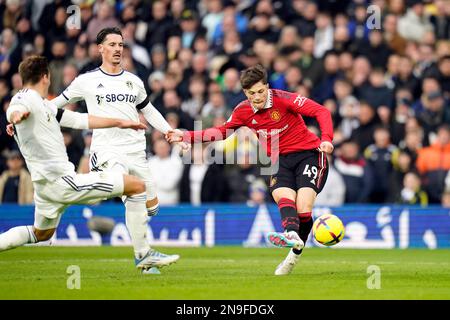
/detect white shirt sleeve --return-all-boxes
[60,76,85,104]
[140,102,172,134]
[59,110,89,129]
[52,94,70,108]
[6,103,30,123]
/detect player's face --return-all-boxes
[244,81,269,110]
[99,34,124,66]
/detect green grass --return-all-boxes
[0,246,449,300]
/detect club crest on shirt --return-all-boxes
[270,109,281,122]
[126,81,133,90]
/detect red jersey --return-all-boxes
[183,89,333,157]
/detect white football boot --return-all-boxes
[135,249,180,269]
[267,231,304,250]
[274,249,301,276]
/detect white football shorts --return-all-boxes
[89,150,156,200]
[33,171,124,230]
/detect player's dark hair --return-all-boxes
[96,27,123,45]
[18,55,49,85]
[240,64,268,89]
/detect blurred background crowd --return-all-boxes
[0,0,449,207]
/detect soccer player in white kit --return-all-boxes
[51,27,181,270]
[0,56,161,264]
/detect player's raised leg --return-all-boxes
[295,187,317,255]
[0,173,143,252]
[267,187,304,250]
[273,187,317,275]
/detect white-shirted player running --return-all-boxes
[51,27,182,271]
[0,56,161,264]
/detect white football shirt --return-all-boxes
[59,68,147,153]
[7,89,75,182]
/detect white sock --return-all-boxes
[147,203,159,216]
[0,226,37,252]
[125,194,151,259]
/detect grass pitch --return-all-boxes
[0,246,449,300]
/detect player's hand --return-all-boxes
[118,120,147,130]
[165,129,184,143]
[176,141,191,152]
[10,111,30,125]
[319,141,334,154]
[6,124,15,136]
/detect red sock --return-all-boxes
[278,198,299,233]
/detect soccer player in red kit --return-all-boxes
[167,64,334,275]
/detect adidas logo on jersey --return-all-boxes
[97,83,104,89]
[252,119,258,124]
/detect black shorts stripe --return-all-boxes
[61,176,113,193]
[90,153,103,172]
[65,177,114,191]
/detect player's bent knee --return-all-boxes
[123,175,146,196]
[34,228,55,242]
[297,203,314,213]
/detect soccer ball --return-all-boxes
[313,214,345,246]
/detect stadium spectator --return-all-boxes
[201,90,228,128]
[416,124,450,203]
[359,68,395,110]
[181,74,207,119]
[334,140,373,203]
[313,51,340,103]
[388,150,415,202]
[247,178,268,207]
[396,171,429,206]
[394,55,421,99]
[179,145,229,204]
[222,68,246,110]
[0,150,33,204]
[86,2,119,43]
[430,0,450,40]
[295,36,323,88]
[364,126,400,203]
[397,0,434,42]
[350,101,379,151]
[162,89,194,130]
[201,0,224,42]
[417,90,450,140]
[225,151,261,203]
[148,139,183,205]
[143,1,174,50]
[147,71,165,112]
[383,13,407,55]
[412,77,443,115]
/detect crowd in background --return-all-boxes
[0,0,449,207]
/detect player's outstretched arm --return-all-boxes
[88,115,148,130]
[58,109,147,131]
[7,111,30,125]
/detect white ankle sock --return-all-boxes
[0,226,37,252]
[125,194,151,259]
